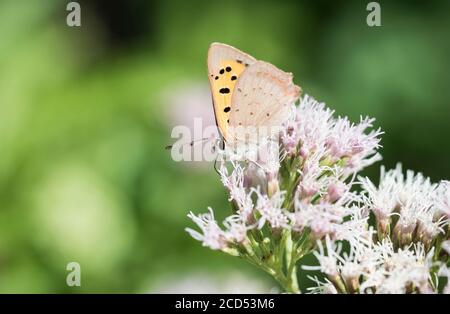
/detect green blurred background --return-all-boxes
[0,0,449,293]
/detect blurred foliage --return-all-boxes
[0,0,448,292]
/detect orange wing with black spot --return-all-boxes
[207,43,256,141]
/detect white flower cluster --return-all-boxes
[305,235,438,294]
[185,95,450,294]
[360,165,449,247]
[284,95,383,174]
[305,164,450,294]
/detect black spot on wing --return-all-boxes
[219,88,230,94]
[224,107,231,113]
[231,75,237,81]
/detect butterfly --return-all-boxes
[207,43,301,150]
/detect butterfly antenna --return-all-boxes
[165,137,213,150]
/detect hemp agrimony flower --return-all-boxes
[184,94,450,294]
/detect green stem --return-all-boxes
[282,230,300,293]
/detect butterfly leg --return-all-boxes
[213,138,226,175]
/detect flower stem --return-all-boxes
[282,230,301,293]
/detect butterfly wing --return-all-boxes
[228,61,301,144]
[207,43,257,141]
